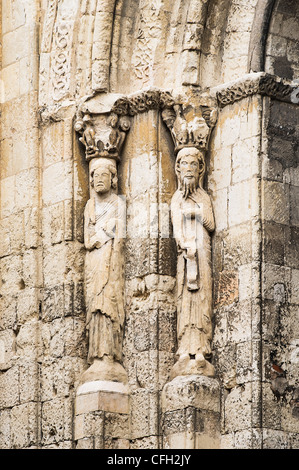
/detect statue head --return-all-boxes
[175,147,205,198]
[90,158,118,194]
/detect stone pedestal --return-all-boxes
[161,375,220,449]
[74,381,130,449]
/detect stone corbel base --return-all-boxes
[161,375,220,449]
[75,380,130,449]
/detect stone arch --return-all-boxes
[200,0,261,87]
[109,0,211,93]
[248,0,276,73]
[264,0,299,80]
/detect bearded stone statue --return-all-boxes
[170,147,215,379]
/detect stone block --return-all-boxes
[268,136,296,170]
[262,157,283,182]
[162,375,220,414]
[42,121,65,168]
[262,383,282,429]
[226,299,252,344]
[0,254,23,296]
[290,185,299,227]
[42,284,64,321]
[15,321,39,360]
[0,366,20,409]
[209,145,231,192]
[42,244,67,287]
[0,408,11,448]
[291,269,299,304]
[130,388,159,440]
[15,168,39,211]
[181,50,200,86]
[0,329,15,372]
[263,180,289,225]
[281,16,299,41]
[231,135,260,183]
[262,429,289,449]
[22,249,39,288]
[2,62,20,102]
[222,222,253,268]
[228,179,256,227]
[0,212,24,257]
[104,412,130,440]
[24,206,39,249]
[214,270,239,307]
[42,160,73,206]
[0,295,17,331]
[74,411,104,441]
[41,397,73,446]
[76,437,94,449]
[223,383,252,433]
[263,221,285,265]
[238,264,252,302]
[2,25,31,68]
[40,357,84,403]
[0,138,14,179]
[262,300,281,343]
[0,175,16,218]
[262,263,291,302]
[10,402,38,448]
[19,359,39,403]
[76,381,130,415]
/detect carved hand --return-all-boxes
[103,218,116,237]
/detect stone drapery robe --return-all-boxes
[84,193,125,364]
[171,187,215,360]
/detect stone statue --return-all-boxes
[170,146,215,379]
[81,157,127,384]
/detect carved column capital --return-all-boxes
[161,91,218,156]
[74,110,131,163]
[74,88,176,163]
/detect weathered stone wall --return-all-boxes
[0,0,298,450]
[260,97,299,448]
[0,0,41,448]
[265,0,299,80]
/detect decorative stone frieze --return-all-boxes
[214,72,299,108]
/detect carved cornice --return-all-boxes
[213,72,299,108]
[110,88,175,116]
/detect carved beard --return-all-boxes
[181,176,197,199]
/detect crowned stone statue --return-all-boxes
[76,111,130,386]
[163,101,217,379]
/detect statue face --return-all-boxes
[93,166,112,194]
[176,149,205,198]
[179,154,201,184]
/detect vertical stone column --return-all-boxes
[73,90,178,449]
[119,103,177,449]
[260,96,299,448]
[160,91,221,450]
[211,73,299,448]
[209,93,263,448]
[162,376,221,449]
[75,381,130,449]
